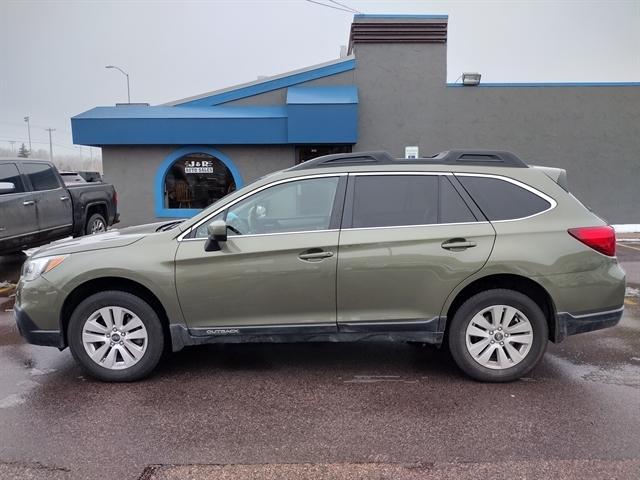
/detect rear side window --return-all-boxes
[351,175,438,228]
[0,163,25,194]
[22,163,60,191]
[457,175,551,221]
[440,176,476,223]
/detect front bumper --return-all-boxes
[554,306,624,343]
[14,305,65,349]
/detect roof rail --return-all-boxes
[290,149,528,170]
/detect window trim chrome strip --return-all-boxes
[177,170,557,240]
[453,172,557,222]
[341,221,491,232]
[177,173,347,241]
[180,228,340,242]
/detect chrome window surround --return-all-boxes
[453,172,557,223]
[177,171,557,241]
[177,173,346,241]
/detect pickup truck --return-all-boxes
[0,158,118,255]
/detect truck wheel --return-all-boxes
[448,289,548,382]
[86,213,107,235]
[67,291,165,382]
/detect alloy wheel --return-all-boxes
[465,304,533,370]
[90,219,106,234]
[82,306,148,370]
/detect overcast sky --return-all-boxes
[0,0,638,155]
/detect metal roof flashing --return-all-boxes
[164,56,356,107]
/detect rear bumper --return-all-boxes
[14,305,65,349]
[554,306,624,343]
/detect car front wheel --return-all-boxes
[68,291,164,382]
[448,289,548,382]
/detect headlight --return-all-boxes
[21,255,68,282]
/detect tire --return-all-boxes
[448,289,548,382]
[67,291,165,382]
[85,213,107,235]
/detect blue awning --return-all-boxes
[72,85,358,146]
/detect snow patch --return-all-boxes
[625,287,640,298]
[613,224,640,233]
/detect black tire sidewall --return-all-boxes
[68,291,164,382]
[85,213,107,235]
[448,289,548,382]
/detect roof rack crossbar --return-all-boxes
[290,149,528,170]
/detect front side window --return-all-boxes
[164,153,236,209]
[0,163,25,194]
[22,163,60,191]
[194,176,340,238]
[457,176,551,221]
[351,175,438,228]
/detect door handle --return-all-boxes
[299,250,334,261]
[441,239,477,251]
[23,200,35,206]
[60,196,69,201]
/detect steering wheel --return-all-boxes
[227,224,243,235]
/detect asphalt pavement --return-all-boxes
[0,245,638,480]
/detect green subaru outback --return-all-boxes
[14,150,625,382]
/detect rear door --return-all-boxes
[337,173,495,332]
[20,162,73,238]
[0,162,38,250]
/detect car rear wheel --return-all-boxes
[86,213,107,235]
[448,289,548,382]
[68,291,164,382]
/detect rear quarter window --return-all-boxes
[457,175,552,221]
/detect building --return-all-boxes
[71,15,640,226]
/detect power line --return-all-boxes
[304,0,355,14]
[328,0,360,13]
[0,136,80,151]
[0,120,72,134]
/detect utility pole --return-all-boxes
[9,141,16,154]
[24,116,32,152]
[45,128,56,161]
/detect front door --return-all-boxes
[175,175,346,332]
[21,162,73,237]
[337,173,496,332]
[0,162,38,251]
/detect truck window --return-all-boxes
[22,163,61,191]
[0,163,25,194]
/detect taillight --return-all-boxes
[568,226,616,256]
[113,191,118,207]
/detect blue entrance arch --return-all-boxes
[154,146,244,218]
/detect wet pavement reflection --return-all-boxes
[0,247,638,479]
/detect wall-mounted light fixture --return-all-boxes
[462,72,482,86]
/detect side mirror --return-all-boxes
[0,182,15,194]
[204,220,228,252]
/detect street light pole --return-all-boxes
[45,128,56,161]
[24,116,32,152]
[105,65,131,103]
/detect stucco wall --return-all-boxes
[352,42,640,223]
[103,145,295,226]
